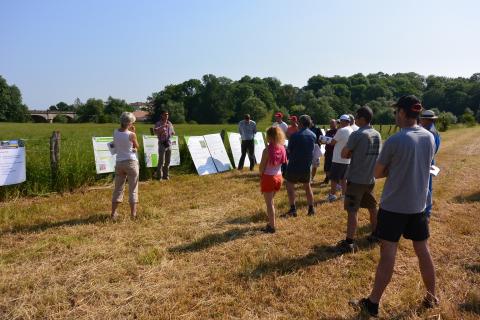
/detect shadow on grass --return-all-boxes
[242,238,376,279]
[460,292,480,315]
[465,264,480,273]
[2,214,109,234]
[225,211,265,225]
[453,191,480,203]
[169,226,262,253]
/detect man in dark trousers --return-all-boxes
[238,114,257,171]
[355,95,438,317]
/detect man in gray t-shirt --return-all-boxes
[357,95,438,318]
[334,106,381,253]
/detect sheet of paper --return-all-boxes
[185,136,218,175]
[0,140,26,186]
[203,133,232,172]
[430,165,440,176]
[92,137,116,174]
[142,135,180,167]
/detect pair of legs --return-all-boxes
[112,160,139,218]
[263,192,276,228]
[369,239,436,304]
[330,178,346,197]
[346,208,377,240]
[156,144,171,179]
[368,209,436,307]
[344,182,378,241]
[286,181,314,208]
[238,139,255,171]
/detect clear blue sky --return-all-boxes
[1,0,479,108]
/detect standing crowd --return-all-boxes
[109,94,441,317]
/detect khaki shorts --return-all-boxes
[344,181,377,212]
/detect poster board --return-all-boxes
[203,134,232,172]
[227,132,248,168]
[142,135,180,167]
[253,132,265,165]
[0,140,26,186]
[92,137,116,174]
[185,136,218,175]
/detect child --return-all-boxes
[259,126,287,233]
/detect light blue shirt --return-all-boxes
[238,120,257,140]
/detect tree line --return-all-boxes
[1,73,480,125]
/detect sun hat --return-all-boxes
[419,110,438,119]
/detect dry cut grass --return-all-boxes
[0,126,479,319]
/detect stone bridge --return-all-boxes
[29,110,77,123]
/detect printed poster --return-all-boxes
[142,135,180,167]
[185,136,218,175]
[227,132,247,168]
[92,137,116,174]
[0,140,26,186]
[203,134,232,172]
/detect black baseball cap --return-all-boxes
[392,95,423,114]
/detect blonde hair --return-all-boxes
[120,112,136,129]
[266,126,285,145]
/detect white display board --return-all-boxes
[0,140,26,186]
[253,132,265,165]
[203,134,232,172]
[185,136,218,175]
[92,137,116,174]
[227,132,249,168]
[142,135,180,167]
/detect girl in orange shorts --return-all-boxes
[259,126,287,233]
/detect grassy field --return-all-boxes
[0,126,479,319]
[0,122,399,200]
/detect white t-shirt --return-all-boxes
[351,124,359,131]
[272,121,288,134]
[332,126,353,164]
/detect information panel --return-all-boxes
[185,136,218,175]
[92,137,116,174]
[227,132,247,168]
[142,135,180,167]
[0,140,26,186]
[253,132,265,164]
[203,134,232,172]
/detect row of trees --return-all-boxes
[1,73,480,124]
[149,72,480,125]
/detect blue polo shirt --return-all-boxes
[287,128,316,173]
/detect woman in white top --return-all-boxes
[111,112,140,219]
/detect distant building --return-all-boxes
[133,110,150,122]
[129,102,150,111]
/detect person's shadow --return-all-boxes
[169,226,262,253]
[1,214,109,235]
[241,237,376,279]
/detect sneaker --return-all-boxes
[336,184,342,191]
[281,208,297,218]
[422,295,439,308]
[261,224,276,233]
[307,206,316,216]
[333,240,357,254]
[327,194,337,202]
[355,298,379,317]
[367,232,379,243]
[111,212,119,221]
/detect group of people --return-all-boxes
[109,95,441,317]
[255,96,441,317]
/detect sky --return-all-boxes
[1,0,480,109]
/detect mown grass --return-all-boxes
[0,122,400,201]
[0,126,478,319]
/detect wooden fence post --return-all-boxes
[388,125,392,135]
[50,131,61,190]
[149,127,154,135]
